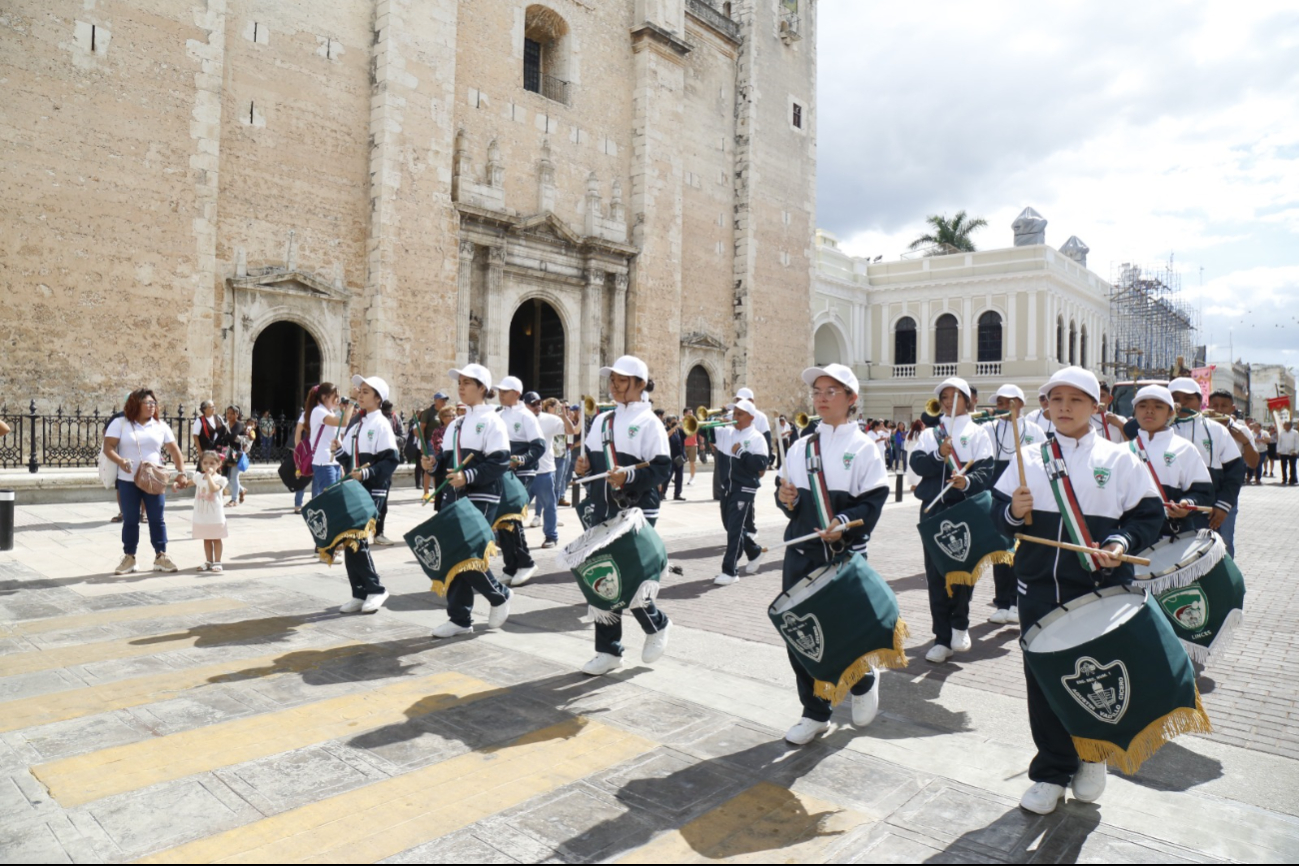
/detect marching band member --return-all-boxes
[713,400,769,586]
[496,376,544,587]
[1025,388,1056,438]
[1207,387,1261,530]
[332,375,400,614]
[987,384,1047,625]
[1168,378,1246,556]
[776,364,889,743]
[1130,385,1214,537]
[1090,381,1129,443]
[992,366,1164,815]
[573,355,674,677]
[422,364,514,638]
[735,387,773,457]
[910,376,995,663]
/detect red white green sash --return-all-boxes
[937,421,964,473]
[804,436,835,530]
[1040,439,1103,572]
[1130,435,1172,507]
[600,414,618,472]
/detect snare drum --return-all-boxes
[559,508,667,621]
[1134,530,1245,663]
[302,479,377,565]
[1021,586,1212,774]
[768,553,909,706]
[1132,530,1225,593]
[403,497,497,596]
[917,491,1015,596]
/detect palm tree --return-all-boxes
[908,211,988,255]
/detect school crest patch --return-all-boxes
[411,534,442,572]
[513,422,522,433]
[476,422,485,434]
[1093,467,1111,487]
[1163,452,1177,467]
[842,452,855,469]
[1202,438,1212,451]
[304,508,328,542]
[628,425,640,439]
[960,435,970,447]
[778,612,825,662]
[933,519,971,561]
[1062,656,1129,724]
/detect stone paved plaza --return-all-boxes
[2,470,1298,863]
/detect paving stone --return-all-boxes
[0,819,75,864]
[0,668,84,702]
[86,777,261,857]
[434,692,573,747]
[123,688,262,736]
[342,715,473,771]
[791,748,932,820]
[590,748,749,822]
[598,694,726,744]
[848,822,1007,864]
[382,829,521,864]
[504,785,654,862]
[213,743,390,815]
[18,710,149,761]
[1031,813,1223,865]
[890,779,1058,859]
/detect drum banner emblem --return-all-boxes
[934,520,971,561]
[1157,585,1209,631]
[411,535,442,572]
[578,554,622,602]
[779,612,825,662]
[1062,656,1129,724]
[305,508,328,542]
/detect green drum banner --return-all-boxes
[560,509,667,623]
[492,472,531,531]
[1155,553,1246,664]
[404,497,497,596]
[302,479,377,565]
[917,490,1014,595]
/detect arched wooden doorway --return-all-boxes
[685,365,712,413]
[508,298,565,398]
[251,321,321,419]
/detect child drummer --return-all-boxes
[992,366,1164,815]
[712,399,769,586]
[775,364,889,744]
[988,384,1047,625]
[1130,384,1215,537]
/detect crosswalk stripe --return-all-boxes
[35,671,503,807]
[614,781,869,863]
[0,613,327,677]
[137,719,657,864]
[0,641,374,734]
[0,597,248,637]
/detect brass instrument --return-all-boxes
[582,395,616,416]
[694,405,726,421]
[681,415,735,436]
[1175,407,1232,424]
[794,413,821,430]
[970,409,1011,425]
[923,396,942,417]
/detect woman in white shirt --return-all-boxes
[302,382,355,499]
[102,388,190,575]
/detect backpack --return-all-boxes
[294,420,327,478]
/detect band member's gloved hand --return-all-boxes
[575,455,590,476]
[778,479,798,508]
[951,474,968,490]
[1011,485,1034,520]
[1208,507,1228,530]
[1096,542,1125,569]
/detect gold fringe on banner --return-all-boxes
[1071,689,1213,775]
[428,542,499,597]
[945,550,1015,597]
[491,506,529,532]
[315,519,378,566]
[813,619,911,705]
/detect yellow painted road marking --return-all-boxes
[0,642,376,734]
[0,598,248,638]
[616,781,869,863]
[138,720,656,864]
[0,614,324,677]
[36,671,503,807]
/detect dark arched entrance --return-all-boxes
[251,321,321,420]
[508,299,564,398]
[685,365,712,413]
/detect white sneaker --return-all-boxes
[114,554,137,575]
[951,629,972,652]
[642,621,671,663]
[581,652,623,676]
[851,669,881,727]
[784,717,830,746]
[1071,761,1107,803]
[486,591,511,630]
[372,535,394,546]
[510,565,537,588]
[529,516,542,528]
[713,572,739,586]
[925,644,953,664]
[744,550,766,575]
[340,597,365,614]
[1020,782,1065,815]
[989,608,1010,625]
[1006,605,1020,624]
[686,478,695,486]
[432,620,473,638]
[361,590,389,613]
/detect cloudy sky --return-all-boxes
[815,0,1299,368]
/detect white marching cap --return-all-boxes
[995,384,1026,402]
[1168,377,1201,396]
[599,355,649,381]
[934,376,972,400]
[1044,366,1101,403]
[801,363,859,395]
[449,364,493,392]
[1135,384,1176,410]
[497,375,524,394]
[735,387,755,401]
[351,374,390,403]
[733,399,757,417]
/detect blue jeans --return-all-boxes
[117,479,167,556]
[312,463,341,498]
[561,451,577,498]
[227,464,242,503]
[553,454,569,502]
[531,471,558,541]
[1218,504,1238,558]
[295,486,306,509]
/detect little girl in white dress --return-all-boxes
[191,450,229,572]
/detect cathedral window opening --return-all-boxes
[90,25,96,53]
[253,22,259,42]
[509,298,565,398]
[1069,320,1077,365]
[523,5,570,106]
[1056,316,1065,363]
[1080,326,1089,368]
[935,313,958,364]
[792,103,802,129]
[249,101,255,125]
[977,311,1002,363]
[251,322,322,420]
[686,365,712,413]
[894,316,917,366]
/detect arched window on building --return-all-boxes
[523,5,570,105]
[894,316,917,366]
[1080,326,1089,368]
[1069,320,1077,365]
[935,313,958,364]
[1056,316,1065,363]
[977,311,1003,362]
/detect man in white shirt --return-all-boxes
[1277,420,1299,485]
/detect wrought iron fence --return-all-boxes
[0,403,305,473]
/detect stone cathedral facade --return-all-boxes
[1,0,818,417]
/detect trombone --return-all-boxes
[681,414,735,436]
[794,413,821,430]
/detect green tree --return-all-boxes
[908,210,988,254]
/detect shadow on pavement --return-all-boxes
[1123,741,1224,793]
[923,801,1101,864]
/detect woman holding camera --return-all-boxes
[303,383,355,499]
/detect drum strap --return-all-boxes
[804,436,835,530]
[1130,436,1172,507]
[1040,439,1103,572]
[600,414,618,471]
[936,422,964,474]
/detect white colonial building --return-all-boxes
[812,211,1112,420]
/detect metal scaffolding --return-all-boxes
[1107,261,1199,380]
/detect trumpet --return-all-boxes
[582,395,615,416]
[923,397,942,417]
[794,413,821,430]
[694,405,726,421]
[681,415,736,436]
[969,409,1011,424]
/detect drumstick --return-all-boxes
[1013,533,1151,566]
[423,454,475,504]
[1011,405,1032,526]
[573,461,650,485]
[924,459,975,513]
[759,519,864,554]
